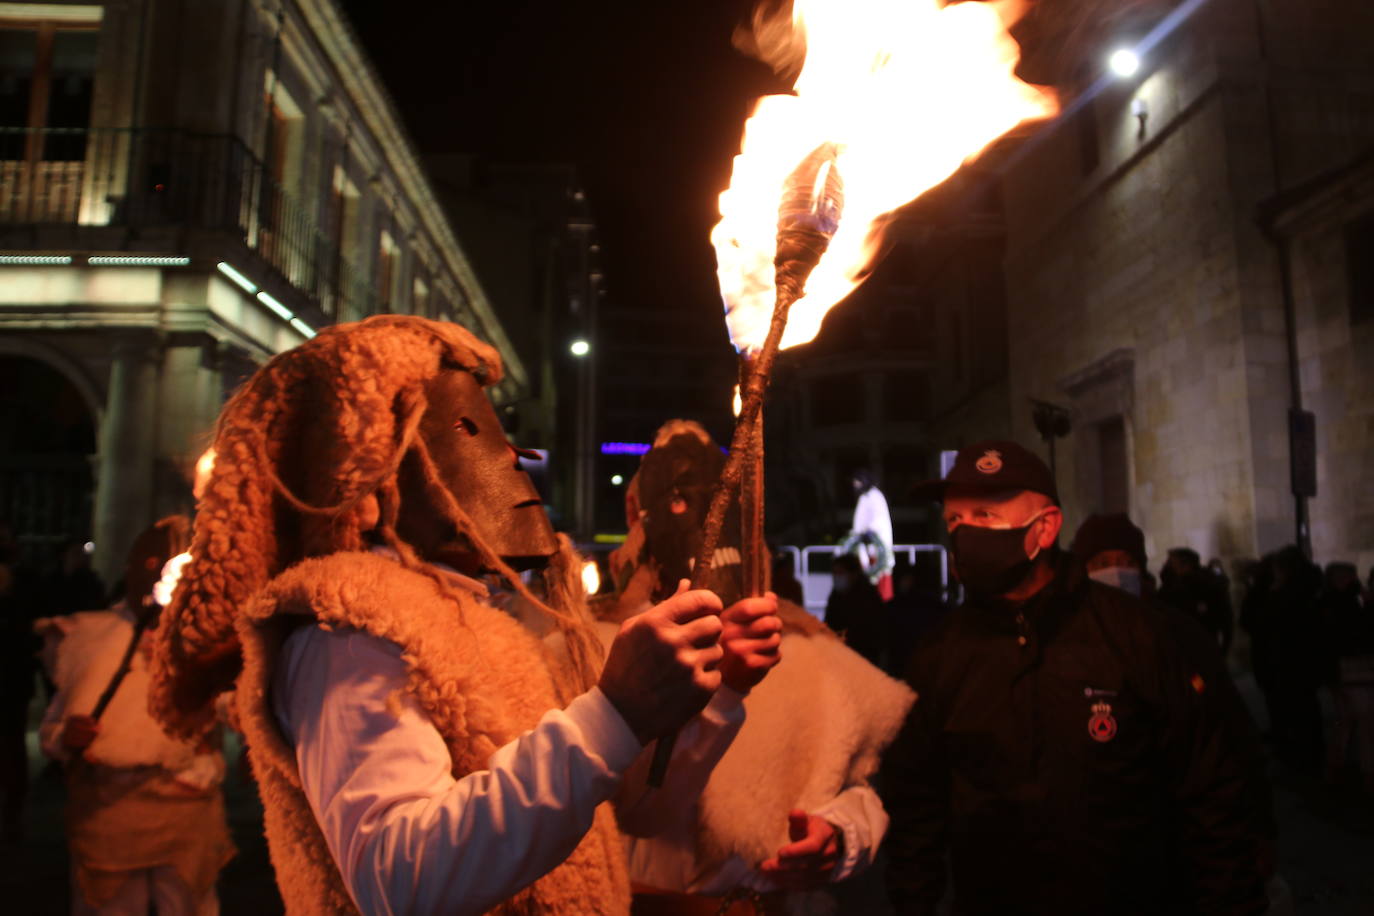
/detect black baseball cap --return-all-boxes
[1071,513,1146,569]
[912,440,1059,504]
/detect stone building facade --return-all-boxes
[0,0,521,581]
[993,0,1374,571]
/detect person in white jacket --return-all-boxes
[843,469,895,601]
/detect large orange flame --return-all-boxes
[713,0,1056,353]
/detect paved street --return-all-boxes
[3,684,1371,914]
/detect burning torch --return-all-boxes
[649,144,844,785]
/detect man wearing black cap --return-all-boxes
[883,441,1270,916]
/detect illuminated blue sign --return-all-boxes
[600,442,651,456]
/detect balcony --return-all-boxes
[0,126,375,320]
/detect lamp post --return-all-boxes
[570,336,594,541]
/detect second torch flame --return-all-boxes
[712,0,1056,354]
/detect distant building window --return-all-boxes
[256,75,304,272]
[377,230,399,310]
[0,24,97,138]
[1347,210,1374,325]
[1096,416,1130,514]
[810,372,863,428]
[829,447,870,500]
[882,305,927,353]
[0,22,98,222]
[883,370,931,422]
[880,445,929,502]
[950,311,964,382]
[412,276,430,318]
[328,165,360,319]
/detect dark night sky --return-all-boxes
[337,0,784,339]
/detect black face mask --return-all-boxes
[950,517,1044,598]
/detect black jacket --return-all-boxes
[883,552,1270,916]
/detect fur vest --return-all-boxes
[234,551,630,915]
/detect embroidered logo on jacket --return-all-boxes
[1088,700,1118,742]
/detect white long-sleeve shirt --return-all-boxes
[852,487,893,550]
[272,624,746,916]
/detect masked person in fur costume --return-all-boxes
[599,421,915,915]
[147,316,781,916]
[37,516,234,915]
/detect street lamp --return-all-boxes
[1109,48,1140,78]
[570,339,590,357]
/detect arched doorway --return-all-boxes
[0,356,98,568]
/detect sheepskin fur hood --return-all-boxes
[235,550,630,916]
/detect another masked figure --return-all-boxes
[601,420,914,914]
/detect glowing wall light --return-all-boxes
[88,256,191,266]
[216,261,258,294]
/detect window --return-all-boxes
[1096,416,1129,514]
[809,372,863,428]
[950,311,964,382]
[0,20,98,221]
[327,165,360,319]
[261,73,303,192]
[883,370,931,422]
[256,73,303,260]
[1347,210,1374,325]
[0,25,96,136]
[881,445,929,505]
[412,275,430,318]
[882,304,927,353]
[377,230,399,311]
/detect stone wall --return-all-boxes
[994,0,1374,572]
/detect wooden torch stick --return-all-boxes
[647,283,801,787]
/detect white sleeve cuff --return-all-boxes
[703,684,747,725]
[811,785,889,882]
[563,686,645,775]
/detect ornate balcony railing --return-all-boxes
[0,126,375,320]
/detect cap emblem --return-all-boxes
[975,450,1004,474]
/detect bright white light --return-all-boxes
[581,559,601,596]
[82,541,94,554]
[569,339,590,357]
[0,254,72,265]
[88,255,190,266]
[289,317,316,339]
[217,261,258,294]
[1109,48,1140,78]
[611,474,624,486]
[256,290,294,321]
